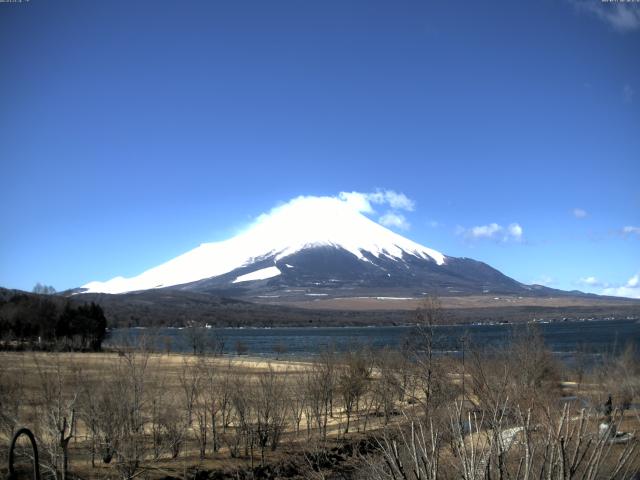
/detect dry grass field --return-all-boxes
[1,328,639,480]
[0,350,410,479]
[273,294,640,311]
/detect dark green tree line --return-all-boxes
[0,294,107,351]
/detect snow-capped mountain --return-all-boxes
[80,195,528,298]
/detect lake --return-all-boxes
[105,318,640,362]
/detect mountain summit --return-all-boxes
[81,196,532,299]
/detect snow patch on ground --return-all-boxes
[376,296,414,300]
[232,266,281,283]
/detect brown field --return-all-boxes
[1,335,639,480]
[271,294,640,311]
[0,350,408,479]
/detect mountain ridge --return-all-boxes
[75,196,630,304]
[6,286,637,329]
[81,196,447,295]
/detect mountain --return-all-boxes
[79,196,574,301]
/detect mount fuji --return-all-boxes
[79,196,543,301]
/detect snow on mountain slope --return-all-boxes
[81,196,446,294]
[232,266,281,284]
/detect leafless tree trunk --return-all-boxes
[337,349,371,434]
[373,349,404,425]
[305,356,336,441]
[179,357,201,428]
[412,295,447,418]
[111,348,151,480]
[33,355,78,480]
[288,378,306,435]
[253,365,289,465]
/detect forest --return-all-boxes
[0,293,107,351]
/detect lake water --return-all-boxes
[105,318,640,362]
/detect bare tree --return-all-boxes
[185,324,205,355]
[33,355,77,480]
[193,386,209,460]
[337,349,371,434]
[147,370,174,461]
[252,365,289,465]
[411,295,448,417]
[191,356,216,460]
[367,418,441,480]
[33,283,56,295]
[288,375,307,435]
[596,343,640,423]
[372,349,404,425]
[76,362,103,468]
[226,373,254,460]
[161,401,186,459]
[235,340,249,356]
[200,357,222,454]
[304,354,336,441]
[218,359,235,434]
[110,348,151,480]
[273,342,287,360]
[367,397,639,480]
[179,357,201,428]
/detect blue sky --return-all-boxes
[1,0,638,296]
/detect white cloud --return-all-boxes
[571,0,640,32]
[507,223,523,241]
[458,222,524,242]
[579,276,601,286]
[378,212,410,230]
[601,273,640,298]
[337,189,415,230]
[470,223,502,239]
[622,225,640,236]
[623,84,635,103]
[338,189,415,214]
[380,191,415,211]
[338,191,375,214]
[573,208,588,218]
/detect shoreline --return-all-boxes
[105,315,640,331]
